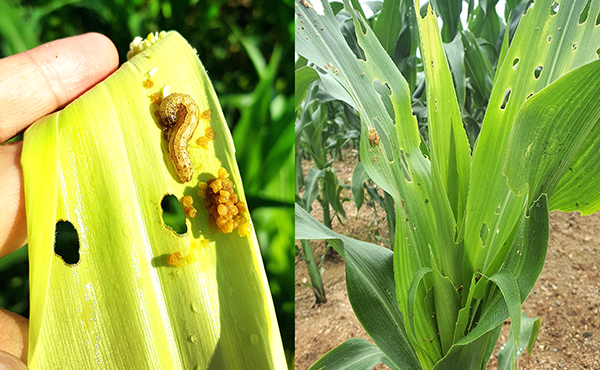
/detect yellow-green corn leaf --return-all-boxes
[21,31,286,370]
[415,3,471,238]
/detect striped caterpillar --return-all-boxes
[159,93,199,183]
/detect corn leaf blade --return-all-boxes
[308,338,398,370]
[22,31,285,370]
[504,59,600,205]
[497,311,541,370]
[295,205,422,370]
[435,195,548,368]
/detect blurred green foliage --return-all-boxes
[0,0,294,367]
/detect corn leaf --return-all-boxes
[463,0,600,290]
[21,31,285,369]
[497,311,541,370]
[444,33,466,111]
[295,205,422,370]
[416,1,471,240]
[372,0,403,55]
[435,194,549,369]
[308,338,398,370]
[295,66,319,111]
[430,0,463,42]
[504,59,600,206]
[350,161,369,212]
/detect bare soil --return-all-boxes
[296,149,600,370]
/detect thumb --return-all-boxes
[0,351,28,370]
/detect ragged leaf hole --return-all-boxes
[596,9,600,25]
[512,58,519,69]
[572,43,577,50]
[579,0,591,24]
[480,223,489,247]
[161,194,187,234]
[525,1,535,15]
[372,79,394,124]
[500,88,511,110]
[550,1,559,16]
[399,149,412,182]
[547,35,552,42]
[534,65,543,79]
[54,220,80,265]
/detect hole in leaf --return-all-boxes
[480,223,489,247]
[419,3,430,18]
[579,0,591,24]
[534,65,543,79]
[572,43,577,50]
[547,35,552,42]
[597,47,600,58]
[399,149,412,182]
[526,93,534,100]
[500,89,511,110]
[54,220,80,265]
[161,194,187,234]
[512,58,520,69]
[525,1,535,15]
[373,79,395,124]
[596,9,600,25]
[550,1,559,16]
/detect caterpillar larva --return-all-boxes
[159,93,199,183]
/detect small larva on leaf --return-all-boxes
[159,93,200,183]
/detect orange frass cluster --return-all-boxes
[181,195,197,218]
[150,91,162,105]
[195,126,215,149]
[143,78,154,89]
[167,251,185,267]
[167,239,211,267]
[198,167,252,236]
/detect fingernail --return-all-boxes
[0,351,28,370]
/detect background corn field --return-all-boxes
[0,0,295,366]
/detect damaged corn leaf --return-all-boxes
[21,31,286,370]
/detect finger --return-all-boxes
[0,142,26,258]
[0,33,119,143]
[0,351,28,370]
[0,309,29,363]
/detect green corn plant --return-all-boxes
[296,82,351,226]
[351,161,396,248]
[295,0,600,368]
[22,31,286,369]
[296,78,359,303]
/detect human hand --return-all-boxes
[0,33,118,369]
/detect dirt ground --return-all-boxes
[295,149,600,370]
